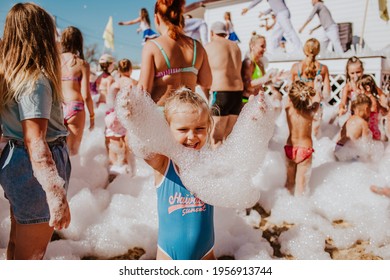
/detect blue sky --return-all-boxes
[0,0,199,64]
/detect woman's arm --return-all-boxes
[196,43,212,100]
[290,63,298,82]
[322,65,331,101]
[299,5,318,33]
[376,86,389,113]
[22,118,70,230]
[118,17,141,26]
[81,61,95,129]
[309,24,321,35]
[361,119,371,139]
[241,58,255,94]
[138,42,156,93]
[339,83,350,115]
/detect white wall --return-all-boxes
[203,0,390,58]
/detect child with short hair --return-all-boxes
[118,86,216,260]
[116,76,274,258]
[334,94,372,161]
[284,81,319,196]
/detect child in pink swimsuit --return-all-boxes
[285,81,319,196]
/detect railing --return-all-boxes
[266,56,389,106]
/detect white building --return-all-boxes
[185,0,390,103]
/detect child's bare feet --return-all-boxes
[370,185,390,197]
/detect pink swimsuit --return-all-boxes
[62,101,84,124]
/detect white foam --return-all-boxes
[116,87,275,209]
[1,84,390,260]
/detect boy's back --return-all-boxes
[337,95,372,145]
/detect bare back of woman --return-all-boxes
[60,26,94,155]
[141,34,210,106]
[138,0,211,107]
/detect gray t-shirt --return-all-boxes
[1,76,68,142]
[307,2,336,31]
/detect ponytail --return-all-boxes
[155,0,185,40]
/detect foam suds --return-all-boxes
[1,86,390,260]
[116,87,275,208]
[30,138,68,229]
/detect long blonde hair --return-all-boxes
[0,3,62,108]
[303,38,320,81]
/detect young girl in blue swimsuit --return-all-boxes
[119,87,216,260]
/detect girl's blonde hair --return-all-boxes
[164,87,213,137]
[0,3,62,107]
[351,93,371,114]
[224,11,231,21]
[249,32,266,50]
[288,80,317,112]
[345,56,364,82]
[303,38,320,81]
[155,0,185,40]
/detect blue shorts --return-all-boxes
[0,137,71,224]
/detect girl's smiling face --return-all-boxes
[251,37,267,59]
[168,104,209,150]
[348,62,364,83]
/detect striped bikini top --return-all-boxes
[151,39,199,78]
[298,62,323,83]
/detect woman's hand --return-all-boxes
[46,184,71,230]
[89,115,95,131]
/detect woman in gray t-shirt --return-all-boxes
[0,3,71,260]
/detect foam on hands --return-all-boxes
[30,138,67,228]
[116,87,275,209]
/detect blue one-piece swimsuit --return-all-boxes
[156,160,214,260]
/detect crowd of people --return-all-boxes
[0,0,389,261]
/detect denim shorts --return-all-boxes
[0,137,71,224]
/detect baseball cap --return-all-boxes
[99,53,114,64]
[210,21,227,35]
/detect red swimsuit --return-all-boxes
[284,145,315,164]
